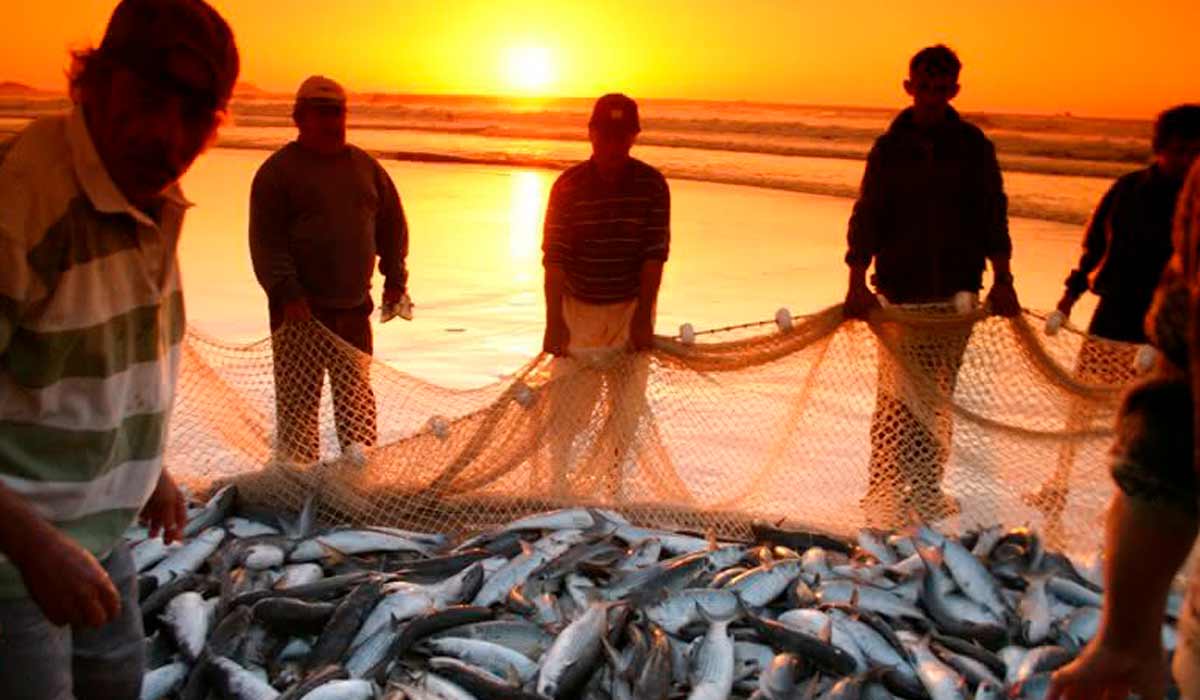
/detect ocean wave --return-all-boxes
[3,92,1152,169]
[213,138,1092,225]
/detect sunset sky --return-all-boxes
[4,0,1197,118]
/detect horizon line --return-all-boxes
[0,79,1154,123]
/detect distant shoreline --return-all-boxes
[0,127,1095,225]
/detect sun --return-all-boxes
[503,46,555,94]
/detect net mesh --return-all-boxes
[166,305,1139,557]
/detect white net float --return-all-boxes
[775,308,793,331]
[1044,310,1065,336]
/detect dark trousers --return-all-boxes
[269,303,377,463]
[1088,296,1151,343]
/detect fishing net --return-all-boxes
[166,305,1139,556]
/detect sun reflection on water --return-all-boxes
[509,170,549,282]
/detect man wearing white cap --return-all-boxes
[250,75,410,464]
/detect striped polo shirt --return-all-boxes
[542,158,670,304]
[0,109,187,597]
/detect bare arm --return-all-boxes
[543,263,568,355]
[542,177,571,356]
[0,480,120,628]
[631,260,664,351]
[1099,493,1195,651]
[632,175,670,350]
[1049,492,1193,700]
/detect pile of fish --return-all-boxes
[129,485,1179,700]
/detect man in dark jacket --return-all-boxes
[1054,104,1200,343]
[249,75,410,464]
[843,45,1019,525]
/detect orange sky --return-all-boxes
[4,0,1198,118]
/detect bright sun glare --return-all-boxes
[504,46,554,94]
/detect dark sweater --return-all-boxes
[542,158,670,304]
[249,142,408,310]
[845,107,1011,303]
[1065,165,1182,307]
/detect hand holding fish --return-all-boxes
[140,470,188,544]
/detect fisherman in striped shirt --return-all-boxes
[541,93,670,498]
[0,1,238,696]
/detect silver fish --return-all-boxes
[1047,576,1102,607]
[917,528,1009,620]
[278,637,313,661]
[756,653,802,700]
[1056,606,1100,650]
[857,529,898,565]
[411,671,477,700]
[970,526,1005,560]
[1000,645,1029,686]
[132,538,179,573]
[290,529,437,561]
[210,656,280,700]
[901,633,967,700]
[244,543,286,570]
[432,619,554,660]
[830,609,915,678]
[617,537,662,571]
[276,563,325,589]
[538,601,613,698]
[733,640,776,682]
[687,603,738,700]
[614,524,713,555]
[1019,575,1053,645]
[817,580,926,621]
[423,637,539,683]
[297,680,375,700]
[144,527,226,586]
[225,517,281,539]
[645,588,740,635]
[183,485,236,538]
[503,507,606,532]
[725,559,803,607]
[934,644,1003,689]
[635,623,675,700]
[161,591,216,662]
[346,623,402,679]
[1013,645,1073,686]
[473,531,581,607]
[777,608,866,672]
[140,661,188,700]
[352,587,436,650]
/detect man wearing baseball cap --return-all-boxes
[540,93,670,498]
[250,75,410,465]
[0,0,237,696]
